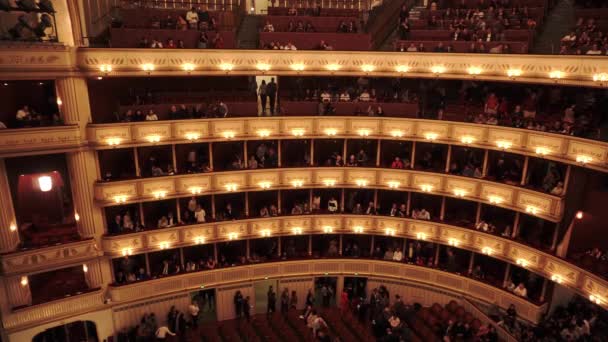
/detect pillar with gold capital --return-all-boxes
[5,275,32,308]
[54,76,92,139]
[0,159,20,253]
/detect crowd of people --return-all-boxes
[0,104,63,129]
[560,17,608,55]
[116,101,229,122]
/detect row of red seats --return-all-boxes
[109,28,236,49]
[118,8,237,31]
[267,7,362,17]
[259,32,371,50]
[260,15,359,32]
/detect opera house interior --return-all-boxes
[1,0,608,341]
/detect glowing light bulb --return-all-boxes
[353,226,364,233]
[219,63,234,71]
[387,181,400,189]
[431,65,446,74]
[420,184,434,192]
[481,247,493,255]
[390,130,404,138]
[576,155,592,164]
[507,69,522,77]
[358,129,371,137]
[461,136,475,144]
[424,132,438,141]
[194,236,206,244]
[468,67,482,75]
[141,63,155,72]
[258,181,272,189]
[291,63,305,71]
[488,195,503,204]
[291,180,304,188]
[395,65,410,73]
[223,131,236,139]
[182,63,195,72]
[361,64,375,73]
[38,176,52,192]
[185,132,200,141]
[355,179,368,187]
[416,232,427,240]
[323,179,336,187]
[106,137,122,146]
[291,128,305,136]
[496,140,512,149]
[323,226,334,233]
[292,227,303,235]
[453,189,466,197]
[385,228,396,236]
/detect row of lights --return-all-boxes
[97,63,608,83]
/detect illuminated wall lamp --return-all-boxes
[228,232,239,240]
[324,128,338,136]
[256,63,271,72]
[219,63,234,72]
[291,180,304,188]
[353,226,364,233]
[468,67,482,75]
[106,137,122,146]
[395,65,410,73]
[291,128,305,136]
[496,140,512,149]
[576,211,584,220]
[9,223,17,232]
[141,63,155,72]
[185,132,200,141]
[223,131,236,139]
[159,241,170,250]
[390,130,404,138]
[549,70,564,79]
[385,228,396,236]
[481,247,493,255]
[453,189,466,197]
[153,191,167,199]
[323,226,334,233]
[420,184,433,192]
[576,155,592,164]
[225,183,238,192]
[526,205,539,215]
[424,132,438,141]
[189,187,203,195]
[448,238,460,247]
[82,264,88,273]
[361,64,375,73]
[488,195,503,204]
[291,63,305,71]
[431,65,446,74]
[589,294,602,305]
[507,69,522,78]
[20,276,28,287]
[260,229,272,237]
[387,181,400,189]
[99,64,113,74]
[355,179,368,187]
[194,236,206,244]
[326,64,341,71]
[535,146,550,156]
[258,181,272,189]
[416,232,427,240]
[292,227,303,235]
[323,179,336,187]
[182,63,195,72]
[121,247,133,256]
[114,195,128,203]
[551,274,563,284]
[147,135,161,143]
[56,97,62,107]
[358,129,371,137]
[461,136,475,144]
[75,213,80,222]
[516,258,528,267]
[257,129,271,137]
[38,176,53,192]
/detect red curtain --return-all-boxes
[17,171,66,225]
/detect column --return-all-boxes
[520,156,529,185]
[66,151,105,238]
[503,264,512,287]
[6,276,32,308]
[445,145,452,173]
[84,259,106,289]
[468,252,475,274]
[0,159,20,252]
[482,150,489,177]
[55,77,92,138]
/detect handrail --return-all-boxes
[120,0,241,11]
[462,297,520,342]
[367,0,408,49]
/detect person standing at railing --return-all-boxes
[186,7,199,29]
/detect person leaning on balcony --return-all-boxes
[186,7,199,29]
[155,325,176,340]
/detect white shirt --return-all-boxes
[513,286,527,297]
[587,49,602,55]
[328,200,338,212]
[155,326,175,338]
[16,109,28,120]
[393,251,403,261]
[321,92,331,102]
[418,210,430,220]
[186,11,198,23]
[195,208,206,223]
[146,113,158,121]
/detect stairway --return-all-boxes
[531,0,576,54]
[377,5,425,51]
[237,15,261,49]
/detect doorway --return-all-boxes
[254,279,279,314]
[314,277,337,308]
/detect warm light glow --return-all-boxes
[453,188,467,197]
[416,232,427,240]
[190,187,203,195]
[424,132,438,141]
[292,227,303,235]
[468,67,482,75]
[526,205,539,215]
[576,155,593,164]
[576,211,583,220]
[593,73,608,82]
[431,65,446,74]
[56,97,62,106]
[291,63,306,71]
[225,183,238,192]
[260,229,271,237]
[147,135,161,143]
[222,130,236,139]
[99,64,113,73]
[357,129,371,136]
[326,64,341,71]
[121,247,133,256]
[323,179,336,187]
[258,181,272,189]
[551,274,563,284]
[257,129,271,137]
[496,140,513,149]
[9,223,16,232]
[38,176,53,192]
[219,63,234,71]
[83,264,88,273]
[589,294,602,305]
[420,184,434,192]
[387,181,400,189]
[549,70,564,79]
[182,63,195,72]
[20,276,28,287]
[194,236,206,244]
[74,213,80,222]
[385,228,396,236]
[228,232,239,240]
[323,226,334,233]
[256,63,271,71]
[507,69,522,77]
[481,247,493,255]
[159,241,170,249]
[516,258,528,267]
[353,226,364,233]
[355,179,368,187]
[185,132,200,141]
[153,190,167,199]
[488,195,503,204]
[291,128,305,136]
[535,146,550,155]
[390,130,404,138]
[141,63,155,72]
[448,238,460,247]
[291,180,304,188]
[395,65,410,73]
[324,128,338,136]
[361,64,375,73]
[106,137,122,146]
[461,136,475,144]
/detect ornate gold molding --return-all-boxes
[0,125,83,157]
[106,259,548,323]
[0,239,100,276]
[94,167,563,221]
[100,214,608,310]
[0,46,76,78]
[77,48,608,88]
[88,117,608,173]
